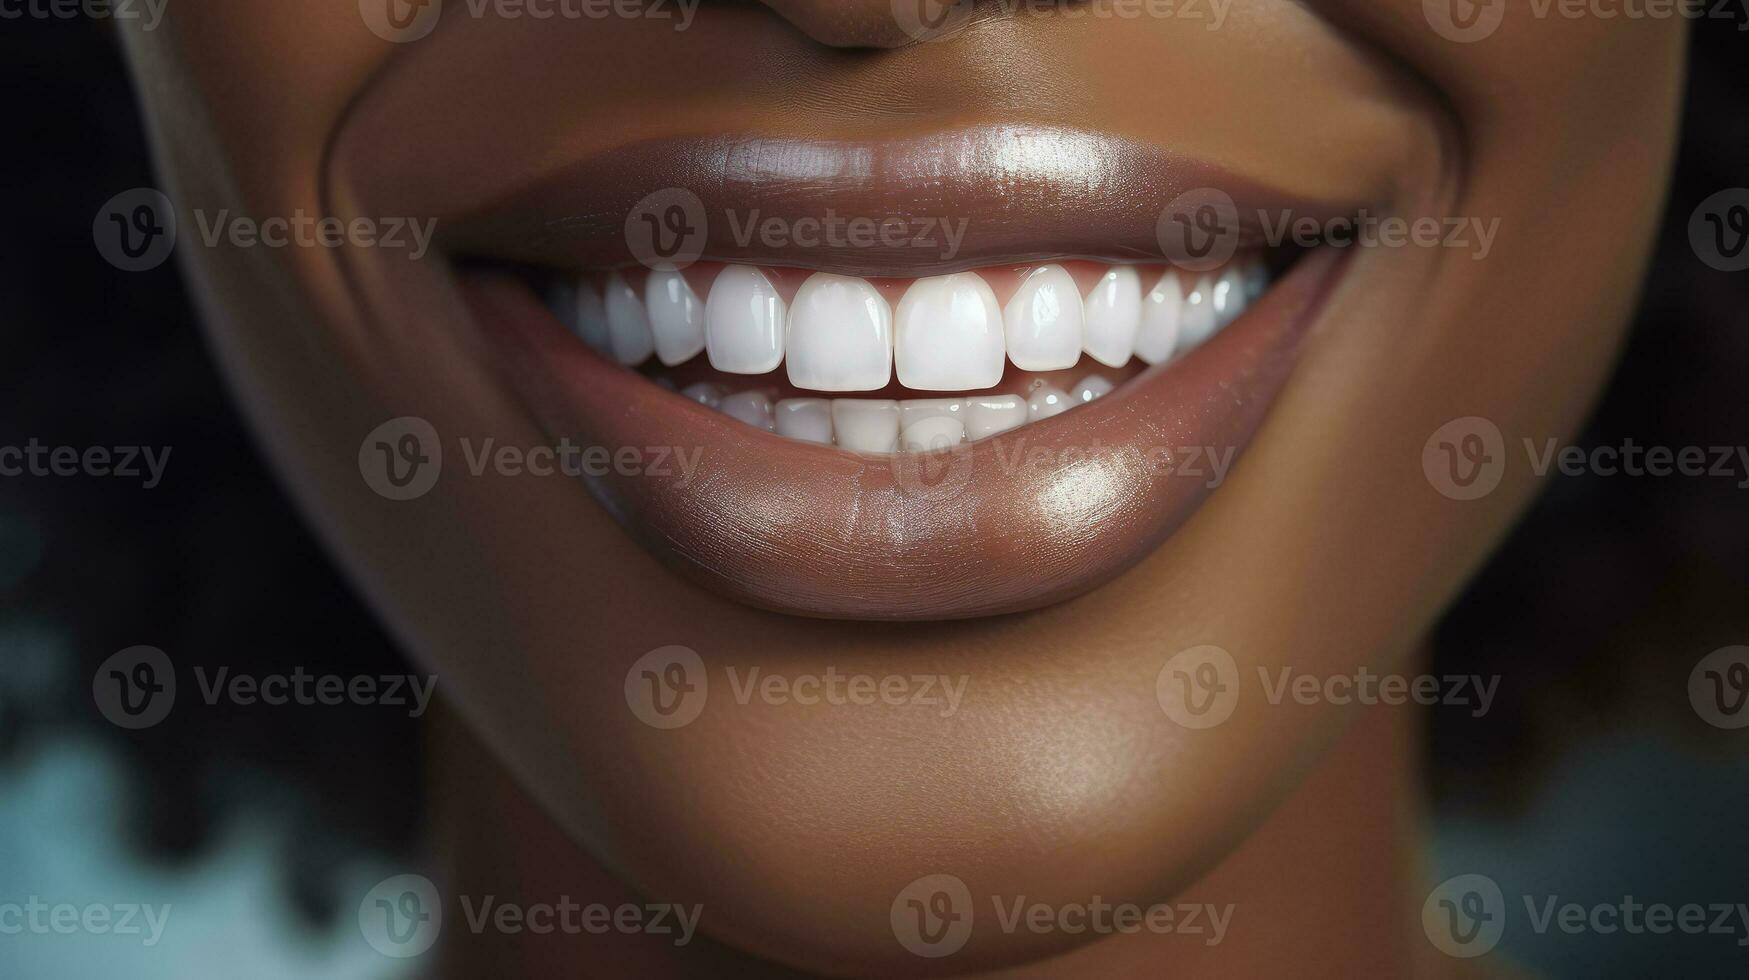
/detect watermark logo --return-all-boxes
[1423,416,1505,501]
[92,645,176,730]
[891,874,974,958]
[1689,645,1749,730]
[891,0,977,42]
[624,645,708,729]
[361,0,443,42]
[360,874,443,957]
[94,188,176,272]
[360,417,443,501]
[1157,645,1240,729]
[1157,188,1240,272]
[0,899,171,946]
[1689,189,1749,273]
[1422,873,1506,957]
[890,438,975,500]
[1423,0,1504,41]
[626,188,709,270]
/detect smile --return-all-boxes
[427,127,1354,620]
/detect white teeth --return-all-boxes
[964,394,1028,440]
[644,270,707,367]
[1081,266,1142,369]
[899,398,968,431]
[774,398,834,444]
[604,273,656,366]
[680,381,725,408]
[1027,384,1074,421]
[1072,374,1114,403]
[1176,274,1218,354]
[831,399,900,453]
[1003,264,1084,372]
[1134,270,1183,366]
[574,286,611,352]
[895,273,1005,391]
[718,390,775,431]
[786,273,893,391]
[1212,265,1248,329]
[706,265,786,375]
[900,416,965,453]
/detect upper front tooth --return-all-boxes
[895,273,1005,391]
[1082,266,1142,368]
[1176,274,1218,353]
[706,265,786,375]
[786,273,893,391]
[1003,264,1084,372]
[644,270,707,367]
[604,273,655,366]
[1135,270,1183,366]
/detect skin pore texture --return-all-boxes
[116,1,1682,975]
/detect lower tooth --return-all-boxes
[718,390,775,431]
[680,382,725,408]
[774,398,834,444]
[831,399,900,453]
[900,416,965,453]
[1027,384,1074,421]
[1072,375,1114,404]
[965,394,1027,440]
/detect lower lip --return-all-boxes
[465,248,1347,621]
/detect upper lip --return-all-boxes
[435,126,1353,277]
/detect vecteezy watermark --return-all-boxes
[1424,0,1747,42]
[1157,189,1500,266]
[94,188,176,272]
[0,0,167,29]
[1423,874,1749,958]
[358,417,705,501]
[360,0,700,43]
[892,437,1239,502]
[890,874,1233,959]
[1422,416,1507,501]
[1689,646,1749,729]
[358,874,701,957]
[1157,646,1498,729]
[92,646,436,729]
[623,646,969,729]
[1424,417,1749,501]
[1690,188,1749,272]
[0,439,171,489]
[191,210,436,260]
[0,898,171,947]
[623,188,972,269]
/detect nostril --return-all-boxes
[756,0,961,49]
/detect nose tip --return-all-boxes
[757,0,970,49]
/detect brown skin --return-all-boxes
[117,1,1681,975]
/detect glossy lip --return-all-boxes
[433,126,1354,277]
[462,245,1348,621]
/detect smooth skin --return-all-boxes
[117,1,1682,974]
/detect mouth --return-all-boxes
[431,127,1353,621]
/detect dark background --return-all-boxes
[1,11,1745,978]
